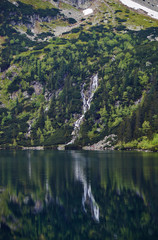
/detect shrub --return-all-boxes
[68,18,77,24]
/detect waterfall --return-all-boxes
[67,74,98,145]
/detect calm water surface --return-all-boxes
[0,150,158,240]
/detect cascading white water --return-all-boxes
[67,74,98,145]
[87,74,98,111]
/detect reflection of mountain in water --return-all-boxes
[0,150,158,239]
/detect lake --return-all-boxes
[0,150,158,240]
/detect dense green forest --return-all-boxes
[0,0,158,150]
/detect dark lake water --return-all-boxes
[0,150,158,240]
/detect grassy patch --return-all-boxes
[59,2,79,11]
[113,1,158,29]
[64,32,80,39]
[46,19,69,29]
[10,0,56,9]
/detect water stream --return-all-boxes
[67,74,98,145]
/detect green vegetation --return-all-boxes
[116,133,158,151]
[10,0,56,9]
[59,1,80,10]
[0,0,158,149]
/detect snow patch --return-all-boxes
[119,0,158,20]
[83,8,93,16]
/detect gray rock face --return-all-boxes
[83,134,118,150]
[132,0,158,12]
[62,0,91,8]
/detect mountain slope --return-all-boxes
[0,0,158,150]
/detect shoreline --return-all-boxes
[119,0,158,20]
[0,145,157,152]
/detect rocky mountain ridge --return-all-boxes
[132,0,158,12]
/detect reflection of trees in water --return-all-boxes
[0,151,158,239]
[0,151,158,197]
[0,184,158,240]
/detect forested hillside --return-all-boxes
[0,0,158,150]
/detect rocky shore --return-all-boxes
[83,134,118,150]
